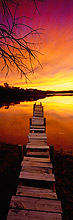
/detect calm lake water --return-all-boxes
[0,96,73,152]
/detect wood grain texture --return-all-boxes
[21,166,52,174]
[26,151,49,156]
[7,209,62,220]
[30,126,45,128]
[28,133,47,137]
[9,196,62,213]
[26,145,49,149]
[16,185,57,199]
[21,161,52,168]
[23,156,50,162]
[19,171,55,182]
[31,121,44,125]
[30,128,45,131]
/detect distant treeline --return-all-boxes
[0,83,73,108]
[0,84,47,107]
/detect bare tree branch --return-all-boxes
[0,0,44,81]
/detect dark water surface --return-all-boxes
[0,96,73,152]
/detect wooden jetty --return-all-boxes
[7,102,62,220]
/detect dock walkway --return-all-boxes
[7,103,62,220]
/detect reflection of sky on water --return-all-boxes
[0,96,73,151]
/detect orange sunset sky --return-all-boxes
[0,0,73,91]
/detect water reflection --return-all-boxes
[0,97,73,151]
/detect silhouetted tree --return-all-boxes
[4,82,9,88]
[0,0,44,81]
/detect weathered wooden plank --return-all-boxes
[33,116,43,118]
[32,121,44,123]
[32,121,44,124]
[29,140,47,145]
[29,139,47,143]
[32,120,44,125]
[29,141,47,145]
[29,136,47,138]
[28,133,46,136]
[16,185,57,199]
[32,116,43,118]
[34,106,42,108]
[34,105,42,108]
[28,137,47,140]
[26,145,49,149]
[19,172,55,182]
[30,128,45,131]
[28,134,47,140]
[9,196,62,213]
[28,141,47,145]
[33,113,43,115]
[7,209,62,220]
[33,114,43,117]
[33,117,43,120]
[34,108,42,110]
[28,133,47,137]
[32,120,44,123]
[21,161,52,168]
[30,125,45,129]
[33,111,43,114]
[32,119,44,122]
[34,109,43,111]
[26,151,49,156]
[23,156,50,163]
[21,166,52,174]
[34,109,42,111]
[33,112,43,115]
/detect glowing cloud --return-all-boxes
[0,0,73,91]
